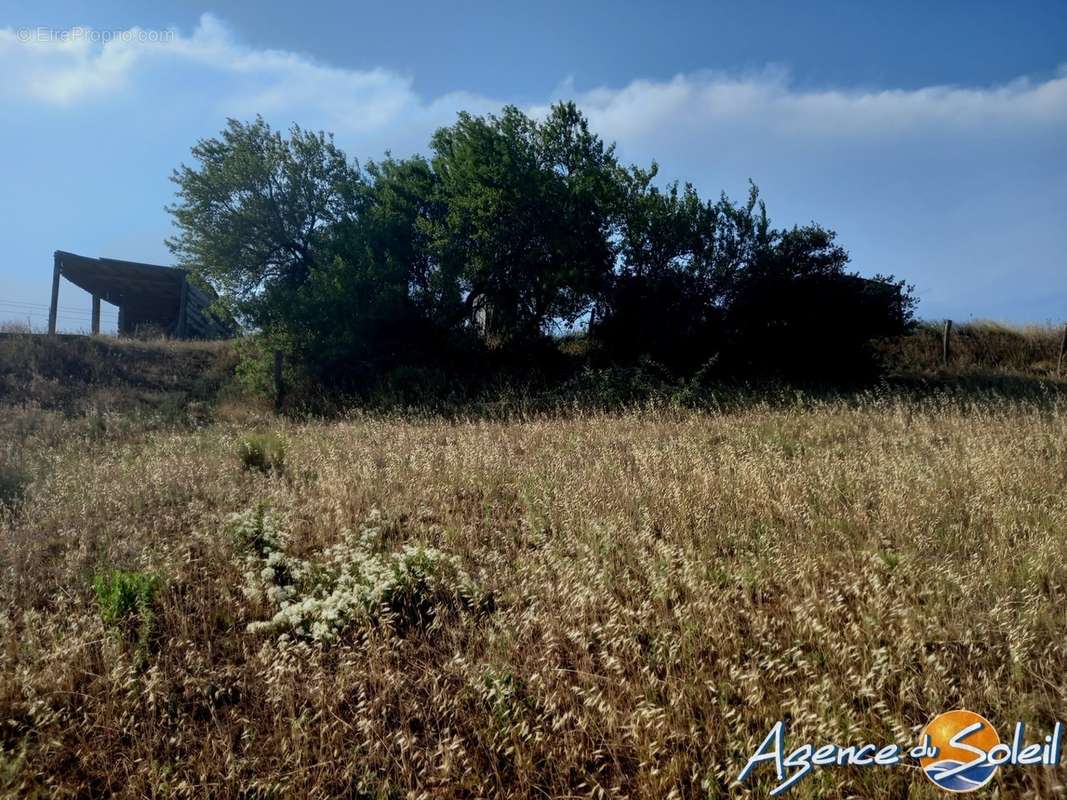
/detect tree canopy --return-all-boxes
[167,103,914,396]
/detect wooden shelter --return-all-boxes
[48,250,231,338]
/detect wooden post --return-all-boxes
[273,350,285,412]
[48,253,61,334]
[1058,323,1067,377]
[91,295,101,335]
[942,319,952,368]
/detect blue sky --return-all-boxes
[1,1,1065,331]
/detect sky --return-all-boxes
[0,1,1065,332]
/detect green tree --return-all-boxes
[364,155,459,326]
[166,107,914,395]
[166,116,366,329]
[617,164,709,280]
[426,102,623,343]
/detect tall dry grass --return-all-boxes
[879,320,1066,376]
[1,393,1066,797]
[0,333,238,419]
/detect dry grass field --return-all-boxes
[1,331,1067,798]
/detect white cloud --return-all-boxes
[2,14,1064,144]
[541,67,1067,145]
[1,14,1064,321]
[0,26,141,103]
[0,16,418,133]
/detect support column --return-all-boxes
[1059,323,1067,377]
[91,295,101,335]
[48,253,61,334]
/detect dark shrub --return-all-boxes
[0,461,31,513]
[591,272,724,373]
[723,272,912,382]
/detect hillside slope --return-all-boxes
[0,333,238,417]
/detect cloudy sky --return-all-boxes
[1,1,1065,330]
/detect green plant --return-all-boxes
[228,505,283,557]
[237,432,287,473]
[91,569,160,653]
[0,461,30,513]
[236,509,492,641]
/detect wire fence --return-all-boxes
[0,299,120,332]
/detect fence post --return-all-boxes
[1058,323,1066,377]
[273,350,285,412]
[942,319,952,368]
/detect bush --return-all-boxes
[0,461,30,513]
[230,508,492,642]
[722,272,912,383]
[552,361,679,409]
[228,504,284,557]
[237,432,287,473]
[372,365,459,409]
[591,272,722,373]
[92,569,161,653]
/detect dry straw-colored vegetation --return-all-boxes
[1,329,1067,798]
[878,320,1065,376]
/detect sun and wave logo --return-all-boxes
[737,708,1062,795]
[920,710,1001,792]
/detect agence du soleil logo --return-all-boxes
[737,709,1063,795]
